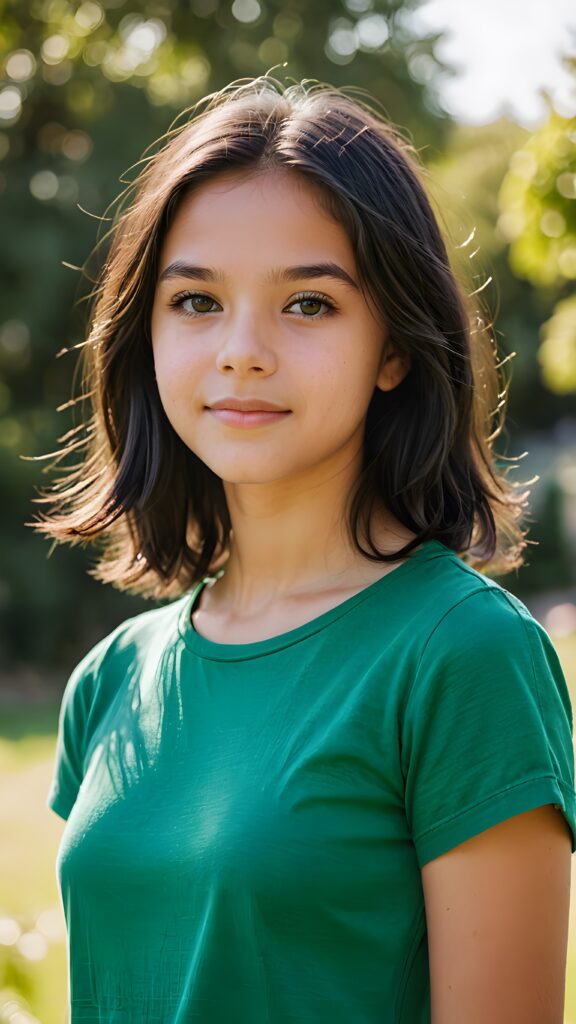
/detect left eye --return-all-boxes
[284,294,335,318]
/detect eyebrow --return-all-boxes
[157,261,359,291]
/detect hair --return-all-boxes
[25,74,532,600]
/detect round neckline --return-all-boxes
[177,539,450,661]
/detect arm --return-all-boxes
[421,804,573,1024]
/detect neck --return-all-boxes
[213,452,413,615]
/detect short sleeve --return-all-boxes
[401,586,576,869]
[47,635,111,821]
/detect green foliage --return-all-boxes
[498,100,576,394]
[539,293,576,395]
[426,117,576,428]
[1,0,451,138]
[498,107,576,289]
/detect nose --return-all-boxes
[215,309,277,376]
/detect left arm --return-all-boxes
[421,804,573,1024]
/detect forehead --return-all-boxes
[159,169,355,265]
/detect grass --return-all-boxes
[1,631,576,1022]
[0,702,69,1024]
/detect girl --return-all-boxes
[34,76,575,1023]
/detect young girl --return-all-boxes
[34,76,575,1023]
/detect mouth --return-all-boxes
[206,408,291,429]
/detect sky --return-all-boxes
[409,0,576,127]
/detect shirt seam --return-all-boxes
[404,584,497,711]
[178,549,439,661]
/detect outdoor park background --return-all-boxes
[0,0,575,1020]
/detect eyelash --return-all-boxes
[167,290,337,320]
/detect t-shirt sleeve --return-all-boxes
[46,633,113,821]
[401,586,576,869]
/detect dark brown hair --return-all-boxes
[26,75,531,599]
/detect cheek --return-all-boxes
[152,307,192,370]
[309,349,376,410]
[152,331,201,401]
[152,357,195,432]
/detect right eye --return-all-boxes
[169,292,221,318]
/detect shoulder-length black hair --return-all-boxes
[26,75,530,599]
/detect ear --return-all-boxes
[376,346,412,392]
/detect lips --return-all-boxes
[206,407,291,429]
[208,398,289,412]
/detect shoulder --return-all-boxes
[400,555,575,870]
[414,545,554,665]
[402,549,573,739]
[60,594,188,711]
[97,593,186,661]
[97,594,188,664]
[48,596,189,821]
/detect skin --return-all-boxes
[151,167,415,639]
[422,804,572,1023]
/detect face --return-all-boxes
[150,169,409,492]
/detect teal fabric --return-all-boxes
[47,539,576,1023]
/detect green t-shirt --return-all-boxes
[47,538,576,1023]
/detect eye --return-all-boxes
[284,291,336,318]
[168,292,221,318]
[167,289,336,320]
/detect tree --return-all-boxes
[424,115,576,431]
[497,87,576,395]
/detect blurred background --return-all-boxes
[0,0,575,1020]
